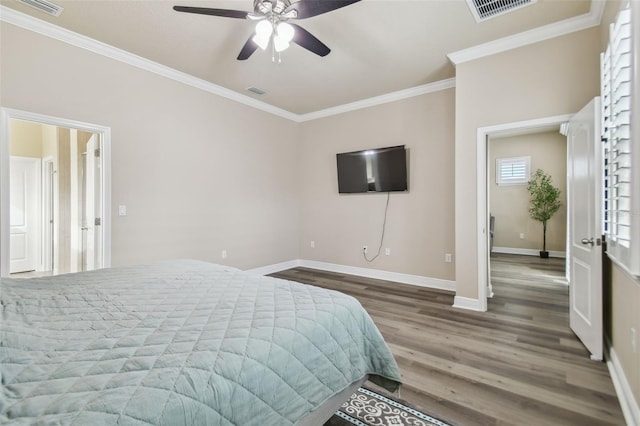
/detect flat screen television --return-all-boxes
[336,145,408,193]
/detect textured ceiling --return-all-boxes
[1,0,593,114]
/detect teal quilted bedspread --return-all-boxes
[0,260,401,425]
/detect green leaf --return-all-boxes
[527,169,562,223]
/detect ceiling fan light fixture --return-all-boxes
[255,19,273,37]
[253,19,273,50]
[253,33,270,50]
[276,22,294,43]
[173,0,360,60]
[273,35,290,52]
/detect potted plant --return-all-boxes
[527,169,562,258]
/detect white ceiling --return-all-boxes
[1,0,595,115]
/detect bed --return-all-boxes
[0,260,401,425]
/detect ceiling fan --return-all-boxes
[173,0,362,61]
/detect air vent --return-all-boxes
[247,87,267,95]
[466,0,535,22]
[17,0,63,16]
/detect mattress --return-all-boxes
[0,260,401,425]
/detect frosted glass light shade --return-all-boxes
[255,19,273,37]
[276,22,294,42]
[273,35,289,52]
[253,20,273,50]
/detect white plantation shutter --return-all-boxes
[496,156,530,185]
[601,4,640,276]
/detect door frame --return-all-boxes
[42,156,54,273]
[0,108,112,277]
[475,114,573,309]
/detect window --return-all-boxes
[601,4,640,276]
[496,156,530,185]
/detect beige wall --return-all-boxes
[489,131,567,253]
[454,28,601,299]
[42,124,58,160]
[1,22,300,270]
[298,89,455,280]
[9,119,42,157]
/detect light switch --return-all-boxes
[118,205,127,216]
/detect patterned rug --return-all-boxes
[325,387,452,426]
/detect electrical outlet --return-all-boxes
[363,245,368,254]
[445,253,452,263]
[632,328,637,353]
[385,248,391,256]
[310,240,315,248]
[519,233,525,239]
[221,250,227,259]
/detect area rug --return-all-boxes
[325,387,452,426]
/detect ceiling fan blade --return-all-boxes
[237,35,259,60]
[284,0,361,19]
[290,24,330,57]
[173,6,248,19]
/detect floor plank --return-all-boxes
[270,253,625,425]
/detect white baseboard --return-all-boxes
[244,260,301,276]
[249,259,483,313]
[298,260,456,292]
[452,296,485,311]
[492,246,566,258]
[245,259,456,292]
[606,339,640,426]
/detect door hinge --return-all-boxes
[95,217,101,226]
[95,148,100,157]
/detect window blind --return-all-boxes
[496,156,530,185]
[601,4,640,276]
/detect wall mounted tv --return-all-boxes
[336,145,408,193]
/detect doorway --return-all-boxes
[0,109,111,277]
[474,114,572,308]
[487,128,569,306]
[477,105,604,361]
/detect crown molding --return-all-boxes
[297,78,456,122]
[1,2,601,121]
[448,0,606,65]
[0,5,456,123]
[0,5,299,121]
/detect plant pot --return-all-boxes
[539,251,549,258]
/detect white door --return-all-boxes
[567,98,603,361]
[83,135,101,271]
[10,156,40,273]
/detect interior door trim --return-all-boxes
[470,113,573,311]
[0,108,111,277]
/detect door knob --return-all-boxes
[581,238,594,246]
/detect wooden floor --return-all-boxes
[270,253,626,425]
